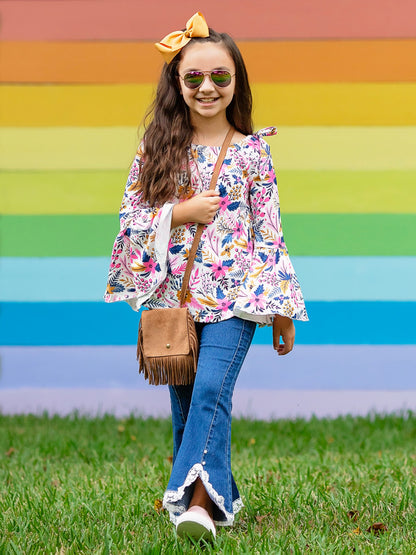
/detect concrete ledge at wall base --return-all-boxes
[0,388,415,420]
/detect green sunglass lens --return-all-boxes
[211,71,231,87]
[184,72,204,88]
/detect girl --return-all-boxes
[105,12,308,542]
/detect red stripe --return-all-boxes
[2,0,416,40]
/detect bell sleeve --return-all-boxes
[104,147,174,311]
[234,135,308,325]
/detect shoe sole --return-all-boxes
[176,519,215,542]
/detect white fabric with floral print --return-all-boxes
[105,127,308,325]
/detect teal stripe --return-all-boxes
[1,257,415,302]
[1,301,415,346]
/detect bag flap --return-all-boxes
[140,308,191,357]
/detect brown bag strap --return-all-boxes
[179,126,234,307]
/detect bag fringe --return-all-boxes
[137,310,198,386]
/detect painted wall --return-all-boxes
[1,0,415,416]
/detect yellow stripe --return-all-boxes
[1,83,416,126]
[0,127,139,171]
[2,126,416,172]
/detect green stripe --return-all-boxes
[2,214,415,257]
[0,215,119,257]
[282,214,416,256]
[2,169,416,215]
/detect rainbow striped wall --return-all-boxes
[1,0,416,417]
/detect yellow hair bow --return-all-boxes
[155,12,209,64]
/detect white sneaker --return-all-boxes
[176,506,216,542]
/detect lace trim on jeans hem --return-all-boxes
[163,463,243,527]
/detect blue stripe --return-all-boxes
[0,301,415,346]
[1,256,416,302]
[1,345,415,390]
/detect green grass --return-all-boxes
[1,413,415,554]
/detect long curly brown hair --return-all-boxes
[136,29,253,206]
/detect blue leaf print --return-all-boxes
[254,284,265,296]
[216,287,226,299]
[169,245,182,254]
[258,251,268,263]
[195,149,206,163]
[218,184,227,197]
[278,270,292,281]
[223,260,234,268]
[254,229,263,243]
[221,233,233,247]
[227,201,240,212]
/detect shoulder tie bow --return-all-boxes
[155,12,209,64]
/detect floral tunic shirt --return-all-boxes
[105,127,308,325]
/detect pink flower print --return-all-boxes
[233,222,244,239]
[249,293,266,310]
[212,263,226,279]
[142,258,158,274]
[248,285,266,310]
[219,195,231,213]
[217,298,232,311]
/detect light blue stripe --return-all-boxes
[294,256,416,301]
[1,256,416,302]
[0,257,109,302]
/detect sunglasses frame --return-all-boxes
[178,70,235,89]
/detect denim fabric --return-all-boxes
[163,316,256,526]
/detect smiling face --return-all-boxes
[177,41,236,126]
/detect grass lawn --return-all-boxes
[1,412,415,554]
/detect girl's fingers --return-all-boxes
[199,190,220,197]
[273,319,295,356]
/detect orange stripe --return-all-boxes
[241,40,416,83]
[1,0,416,40]
[2,40,416,84]
[0,42,161,84]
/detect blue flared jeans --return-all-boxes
[162,316,256,526]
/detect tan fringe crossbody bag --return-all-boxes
[137,127,234,386]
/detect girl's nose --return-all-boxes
[198,74,215,92]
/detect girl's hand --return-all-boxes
[273,314,295,355]
[171,190,221,227]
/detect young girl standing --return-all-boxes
[105,12,308,541]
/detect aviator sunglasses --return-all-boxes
[179,70,235,89]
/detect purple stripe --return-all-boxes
[1,345,415,390]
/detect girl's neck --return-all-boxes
[191,116,231,147]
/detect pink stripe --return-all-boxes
[2,0,416,40]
